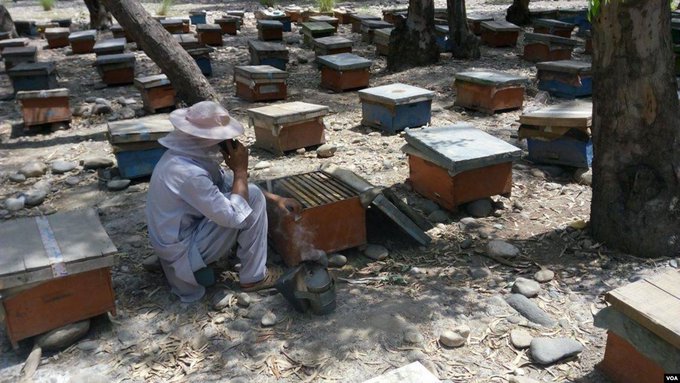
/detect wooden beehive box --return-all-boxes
[382,8,407,24]
[523,32,577,62]
[93,38,126,56]
[333,8,354,24]
[309,15,339,31]
[257,20,284,41]
[255,10,291,32]
[360,19,392,43]
[533,18,576,38]
[284,6,303,23]
[215,16,240,35]
[189,10,207,25]
[480,20,520,47]
[226,10,245,20]
[134,74,176,113]
[597,270,680,383]
[36,22,58,38]
[68,29,97,54]
[160,18,184,34]
[1,46,37,71]
[358,83,435,133]
[249,40,289,71]
[44,27,70,49]
[248,101,329,155]
[196,24,223,46]
[14,20,37,37]
[349,14,381,33]
[94,53,136,86]
[301,22,335,45]
[261,171,366,266]
[8,62,59,94]
[0,209,118,349]
[373,28,393,56]
[0,37,29,52]
[454,70,527,114]
[317,53,371,92]
[187,47,214,76]
[16,88,71,129]
[536,60,592,98]
[435,25,450,52]
[518,101,593,168]
[234,65,288,102]
[51,18,72,28]
[467,14,493,35]
[0,31,10,40]
[107,114,173,178]
[403,124,521,211]
[111,24,132,42]
[313,36,352,57]
[174,33,202,50]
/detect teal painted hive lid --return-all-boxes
[134,74,170,89]
[1,46,37,58]
[8,61,56,76]
[358,83,434,106]
[481,20,520,32]
[0,38,29,48]
[317,53,371,71]
[467,14,493,22]
[536,60,591,74]
[258,20,284,29]
[314,36,352,49]
[524,32,578,46]
[248,39,288,53]
[361,19,392,29]
[301,22,335,33]
[108,114,173,144]
[234,65,288,79]
[533,18,575,28]
[455,70,527,86]
[95,52,135,65]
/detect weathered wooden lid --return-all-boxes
[435,25,449,34]
[309,15,338,23]
[317,53,371,71]
[45,27,70,37]
[95,52,135,65]
[467,14,493,22]
[358,83,434,106]
[349,14,381,21]
[189,10,206,16]
[175,34,202,49]
[187,46,214,56]
[93,38,127,52]
[0,31,10,38]
[524,32,578,46]
[108,113,173,143]
[111,24,124,32]
[519,101,592,128]
[215,16,240,23]
[361,19,393,29]
[481,20,520,32]
[333,8,354,14]
[1,46,37,58]
[247,102,329,125]
[234,65,288,79]
[134,74,170,89]
[196,23,221,31]
[68,29,97,41]
[0,209,118,290]
[403,124,521,174]
[301,22,335,33]
[16,87,69,99]
[536,60,591,74]
[257,20,284,29]
[248,39,288,54]
[37,22,59,29]
[161,18,184,26]
[455,70,527,86]
[0,38,29,48]
[8,61,56,76]
[373,28,394,44]
[533,18,575,29]
[226,10,245,18]
[314,36,352,49]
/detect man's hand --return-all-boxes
[222,139,248,178]
[276,197,302,216]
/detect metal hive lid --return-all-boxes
[266,171,359,209]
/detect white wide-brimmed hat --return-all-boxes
[169,101,244,140]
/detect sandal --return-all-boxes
[240,267,283,292]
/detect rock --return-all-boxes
[190,331,210,349]
[478,227,493,239]
[5,197,25,211]
[671,259,678,268]
[403,328,424,344]
[487,240,520,257]
[82,157,114,169]
[419,200,440,214]
[20,162,47,178]
[51,160,77,174]
[460,238,473,249]
[76,340,100,352]
[95,97,111,106]
[119,107,135,119]
[460,217,481,229]
[24,188,48,206]
[36,320,90,351]
[510,329,533,349]
[298,55,309,64]
[316,143,337,158]
[363,244,389,260]
[574,168,592,186]
[253,161,271,170]
[107,179,131,191]
[534,269,555,283]
[469,266,492,279]
[65,176,81,186]
[427,209,449,223]
[506,294,557,327]
[328,254,347,267]
[509,377,540,383]
[466,198,493,218]
[530,337,584,365]
[142,254,161,272]
[236,292,251,307]
[72,104,92,117]
[9,173,26,183]
[511,277,541,298]
[212,290,233,310]
[85,96,97,103]
[440,330,465,348]
[92,103,113,115]
[261,311,277,327]
[296,148,306,155]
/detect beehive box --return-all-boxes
[8,62,58,94]
[349,14,381,33]
[1,46,37,71]
[0,31,10,40]
[0,209,117,349]
[134,74,176,113]
[309,15,339,31]
[187,47,214,76]
[255,10,291,32]
[313,36,352,57]
[317,53,371,92]
[174,33,202,50]
[51,18,72,28]
[111,24,132,42]
[360,19,393,43]
[14,20,37,37]
[233,65,288,102]
[382,8,407,24]
[215,16,240,35]
[16,88,71,128]
[523,32,577,62]
[257,20,284,41]
[189,10,207,25]
[373,28,393,56]
[403,124,521,210]
[44,27,70,49]
[333,8,354,24]
[196,24,223,46]
[284,6,303,22]
[301,22,335,45]
[249,40,289,70]
[358,83,435,133]
[454,70,527,114]
[93,38,126,56]
[467,14,493,35]
[107,114,173,178]
[557,8,590,37]
[94,53,136,86]
[480,20,521,47]
[0,37,29,52]
[36,22,58,37]
[247,101,329,155]
[536,60,592,98]
[68,29,97,54]
[160,18,184,34]
[435,25,450,52]
[533,18,576,38]
[226,10,245,19]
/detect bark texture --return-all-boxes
[84,0,113,30]
[591,0,680,257]
[0,5,17,37]
[101,0,219,104]
[387,0,439,71]
[447,0,480,59]
[506,0,530,26]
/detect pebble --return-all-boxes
[236,292,251,307]
[65,176,81,186]
[73,104,92,117]
[95,98,111,106]
[5,197,25,211]
[427,209,449,223]
[466,198,493,218]
[328,254,347,267]
[487,240,520,257]
[51,160,77,174]
[509,377,540,383]
[92,103,113,115]
[530,337,584,365]
[440,330,465,348]
[671,259,679,268]
[363,244,389,260]
[142,254,161,271]
[107,179,131,191]
[403,328,424,344]
[82,157,114,169]
[36,320,90,351]
[212,290,234,310]
[505,294,557,327]
[20,162,47,178]
[511,277,541,298]
[119,107,135,119]
[76,340,100,352]
[534,269,555,283]
[510,329,533,349]
[460,238,473,249]
[261,311,277,327]
[316,143,337,158]
[295,148,306,155]
[24,188,48,206]
[9,173,26,183]
[469,266,492,279]
[253,161,271,170]
[85,96,97,103]
[459,217,479,228]
[419,199,440,214]
[574,168,592,186]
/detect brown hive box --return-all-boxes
[360,19,393,43]
[160,18,185,34]
[233,65,288,102]
[134,74,176,113]
[196,24,223,46]
[373,28,393,56]
[68,29,97,54]
[523,32,577,62]
[1,46,37,71]
[349,14,381,33]
[94,53,135,86]
[467,14,493,35]
[257,20,284,41]
[532,18,576,38]
[44,27,70,49]
[247,101,329,155]
[480,20,521,47]
[454,70,527,114]
[333,8,354,24]
[313,36,352,57]
[93,38,126,56]
[317,53,372,92]
[215,16,240,35]
[284,6,303,22]
[16,88,71,129]
[0,209,118,349]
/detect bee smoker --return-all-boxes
[275,262,336,315]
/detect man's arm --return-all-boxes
[263,190,303,216]
[222,140,249,201]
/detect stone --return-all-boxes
[469,266,492,279]
[212,290,234,310]
[253,161,271,170]
[403,328,424,344]
[439,330,465,348]
[82,157,114,169]
[296,148,306,155]
[460,238,473,249]
[487,240,520,257]
[671,259,679,268]
[95,97,111,106]
[509,377,540,383]
[574,168,592,186]
[119,107,135,119]
[328,253,347,267]
[530,337,584,365]
[510,329,532,349]
[20,162,47,178]
[51,160,77,174]
[427,209,449,223]
[5,197,25,211]
[65,176,81,186]
[506,294,557,327]
[85,96,97,103]
[24,188,48,206]
[142,254,161,271]
[76,340,100,352]
[316,143,337,158]
[363,244,389,260]
[72,104,92,117]
[9,173,26,183]
[261,311,276,327]
[466,198,493,218]
[511,277,541,298]
[453,324,470,338]
[419,199,440,214]
[92,103,113,115]
[460,217,481,229]
[107,179,131,191]
[534,269,555,283]
[36,320,90,351]
[236,292,251,307]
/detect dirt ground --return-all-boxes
[1,0,677,382]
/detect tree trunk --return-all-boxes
[590,0,680,257]
[387,0,439,71]
[506,0,530,26]
[0,5,17,37]
[84,0,113,30]
[447,0,480,59]
[101,0,219,104]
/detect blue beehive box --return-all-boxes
[536,60,592,98]
[107,114,174,178]
[8,62,59,94]
[358,83,435,133]
[249,40,289,71]
[187,47,214,76]
[557,9,590,37]
[189,10,207,25]
[526,137,592,168]
[435,25,451,52]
